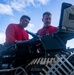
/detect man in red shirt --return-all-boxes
[37,12,67,51]
[5,15,30,44]
[37,11,57,36]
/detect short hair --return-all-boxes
[43,12,51,17]
[20,15,31,21]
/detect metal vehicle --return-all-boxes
[0,2,74,75]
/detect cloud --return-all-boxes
[0,3,13,15]
[10,0,26,11]
[10,0,50,10]
[66,39,74,48]
[0,29,5,44]
[0,32,5,44]
[26,23,34,31]
[38,0,50,5]
[0,0,50,15]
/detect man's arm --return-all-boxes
[5,24,16,43]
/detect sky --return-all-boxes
[0,0,74,48]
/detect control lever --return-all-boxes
[26,30,39,39]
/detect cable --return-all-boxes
[14,67,28,75]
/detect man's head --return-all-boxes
[20,15,31,28]
[42,12,52,27]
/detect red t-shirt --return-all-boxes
[37,25,67,45]
[5,24,29,44]
[37,25,57,36]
